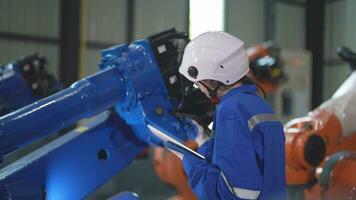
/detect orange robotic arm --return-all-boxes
[247,42,271,61]
[285,47,356,199]
[247,41,286,93]
[285,73,356,184]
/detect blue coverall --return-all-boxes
[182,84,286,200]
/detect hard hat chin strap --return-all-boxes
[199,81,223,105]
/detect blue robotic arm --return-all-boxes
[0,111,146,199]
[0,29,203,199]
[0,31,190,156]
[0,54,62,116]
[0,66,126,156]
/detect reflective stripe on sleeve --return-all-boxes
[247,113,280,132]
[233,187,261,200]
[220,171,260,199]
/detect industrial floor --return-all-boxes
[88,153,176,200]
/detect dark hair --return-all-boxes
[239,76,267,99]
[208,76,267,99]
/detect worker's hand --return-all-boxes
[182,140,214,173]
[182,139,214,165]
[183,117,208,146]
[196,139,214,162]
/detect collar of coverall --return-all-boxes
[219,84,257,104]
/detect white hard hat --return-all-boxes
[179,31,249,85]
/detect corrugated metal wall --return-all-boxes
[0,0,59,37]
[0,0,309,79]
[1,0,356,198]
[87,0,127,44]
[226,0,265,47]
[2,0,354,99]
[276,3,305,49]
[84,0,128,76]
[82,0,189,76]
[226,0,306,49]
[323,0,356,99]
[0,0,60,78]
[134,0,188,39]
[227,0,356,101]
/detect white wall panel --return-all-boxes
[227,0,265,47]
[275,3,305,49]
[87,0,127,43]
[134,0,188,39]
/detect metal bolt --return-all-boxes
[32,82,39,90]
[155,106,164,116]
[23,64,30,72]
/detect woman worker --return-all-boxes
[179,31,286,200]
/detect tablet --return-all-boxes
[147,124,205,160]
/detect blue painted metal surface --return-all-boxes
[0,55,62,117]
[0,111,146,199]
[0,37,198,198]
[0,62,34,115]
[100,40,189,145]
[0,39,192,158]
[0,66,126,156]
